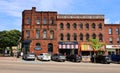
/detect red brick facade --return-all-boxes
[22,7,120,55]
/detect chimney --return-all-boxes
[32,7,36,12]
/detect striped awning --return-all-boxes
[81,45,93,51]
[81,45,105,51]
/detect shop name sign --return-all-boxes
[58,42,78,45]
[106,45,120,49]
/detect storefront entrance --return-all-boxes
[59,49,78,55]
[58,42,78,55]
[48,43,53,53]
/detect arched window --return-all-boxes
[86,33,89,41]
[43,30,47,39]
[79,23,83,29]
[86,23,89,29]
[73,33,77,41]
[73,23,77,29]
[50,30,54,40]
[36,43,40,47]
[99,33,103,41]
[26,18,30,24]
[92,23,96,29]
[98,23,102,29]
[67,23,70,29]
[50,18,54,24]
[80,33,83,41]
[35,43,41,50]
[92,33,96,39]
[67,33,70,41]
[60,33,64,40]
[60,23,64,29]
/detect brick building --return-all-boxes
[22,7,120,56]
[104,24,120,55]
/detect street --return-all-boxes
[0,57,120,73]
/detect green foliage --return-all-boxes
[89,38,105,51]
[0,30,21,49]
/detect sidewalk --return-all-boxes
[0,57,22,62]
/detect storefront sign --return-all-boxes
[106,45,120,49]
[58,42,78,45]
[58,42,78,49]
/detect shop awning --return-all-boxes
[81,45,105,51]
[81,45,93,51]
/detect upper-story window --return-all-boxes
[50,30,54,40]
[26,30,30,38]
[109,37,113,44]
[36,18,40,24]
[80,33,83,41]
[117,38,120,44]
[98,23,102,29]
[60,33,64,40]
[60,23,64,29]
[73,23,77,29]
[44,18,47,24]
[67,33,70,41]
[92,23,96,29]
[99,33,103,41]
[86,33,89,41]
[116,28,119,34]
[26,18,30,24]
[36,30,40,39]
[109,28,112,34]
[85,23,89,29]
[92,33,96,39]
[67,23,70,29]
[73,33,77,41]
[50,18,54,24]
[43,30,47,39]
[79,23,83,29]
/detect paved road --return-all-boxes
[0,57,120,73]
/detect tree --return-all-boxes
[0,30,21,56]
[89,38,105,62]
[89,39,105,54]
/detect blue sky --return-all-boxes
[0,0,120,31]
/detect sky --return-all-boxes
[0,0,120,31]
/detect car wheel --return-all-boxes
[72,59,75,62]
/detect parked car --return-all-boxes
[91,55,111,64]
[66,54,82,62]
[37,53,51,61]
[22,53,35,61]
[111,54,120,63]
[51,53,66,62]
